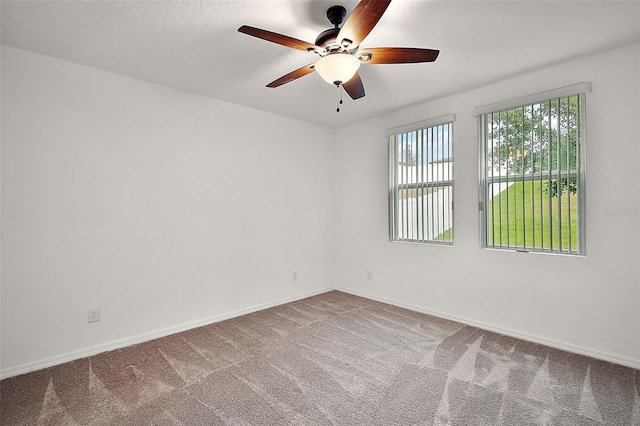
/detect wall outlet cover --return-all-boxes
[88,308,100,323]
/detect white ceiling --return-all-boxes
[2,0,639,128]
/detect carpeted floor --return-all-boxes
[1,290,639,425]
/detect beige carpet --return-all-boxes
[1,290,639,425]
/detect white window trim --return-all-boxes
[385,114,456,137]
[388,114,455,244]
[476,84,589,255]
[473,82,591,117]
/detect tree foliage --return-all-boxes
[399,145,417,166]
[486,95,581,192]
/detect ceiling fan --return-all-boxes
[238,0,439,104]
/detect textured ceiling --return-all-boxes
[2,0,639,129]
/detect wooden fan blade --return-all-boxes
[238,25,322,53]
[266,64,316,88]
[358,47,440,64]
[343,72,365,100]
[337,0,391,48]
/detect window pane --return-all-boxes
[481,94,585,254]
[390,121,453,244]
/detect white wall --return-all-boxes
[334,44,640,368]
[1,46,335,377]
[2,43,639,378]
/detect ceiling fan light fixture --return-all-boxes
[314,54,361,86]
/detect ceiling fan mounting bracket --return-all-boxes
[326,5,347,28]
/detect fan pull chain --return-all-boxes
[336,84,344,113]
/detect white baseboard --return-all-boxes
[335,286,640,370]
[3,285,637,379]
[0,287,333,380]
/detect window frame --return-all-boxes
[476,83,590,255]
[388,114,455,245]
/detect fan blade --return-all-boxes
[238,25,322,53]
[266,64,316,88]
[358,47,440,64]
[337,0,391,48]
[343,72,365,100]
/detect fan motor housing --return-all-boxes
[315,28,340,48]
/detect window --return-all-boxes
[388,115,454,244]
[477,83,588,255]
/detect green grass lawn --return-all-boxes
[436,227,453,243]
[487,180,578,252]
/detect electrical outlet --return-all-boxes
[88,307,100,323]
[292,272,298,281]
[367,271,373,280]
